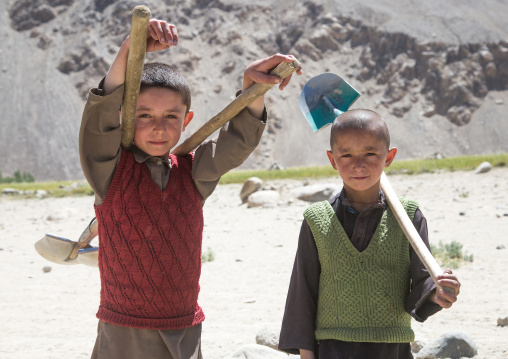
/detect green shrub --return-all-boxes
[430,240,474,269]
[202,247,215,263]
[0,170,35,183]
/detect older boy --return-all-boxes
[278,109,460,359]
[79,18,300,359]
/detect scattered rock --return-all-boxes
[1,188,20,195]
[247,190,280,208]
[447,105,472,126]
[497,317,508,327]
[416,331,477,358]
[42,266,52,273]
[36,189,48,198]
[291,183,340,203]
[308,26,340,52]
[240,177,263,203]
[474,161,492,174]
[267,162,285,171]
[497,244,506,249]
[256,326,280,350]
[459,211,466,216]
[226,344,287,359]
[422,106,436,117]
[411,337,427,353]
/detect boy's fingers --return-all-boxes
[161,22,177,45]
[148,23,157,41]
[279,74,292,90]
[264,53,295,68]
[150,19,165,43]
[246,70,282,85]
[167,23,178,45]
[438,279,460,296]
[435,294,454,309]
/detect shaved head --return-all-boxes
[330,109,390,149]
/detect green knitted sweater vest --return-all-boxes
[304,198,418,343]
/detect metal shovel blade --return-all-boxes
[76,247,99,267]
[34,234,81,265]
[299,73,361,133]
[34,218,99,267]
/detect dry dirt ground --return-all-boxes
[1,168,507,358]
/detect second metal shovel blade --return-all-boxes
[299,73,361,133]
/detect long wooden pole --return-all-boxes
[171,59,301,156]
[120,5,151,149]
[380,172,453,295]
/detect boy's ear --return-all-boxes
[385,147,397,167]
[182,110,194,131]
[326,150,337,170]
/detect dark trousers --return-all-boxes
[318,340,413,359]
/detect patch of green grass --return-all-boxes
[1,153,507,196]
[219,153,508,184]
[0,181,94,199]
[201,247,215,263]
[430,240,474,269]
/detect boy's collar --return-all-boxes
[339,188,386,210]
[130,145,171,167]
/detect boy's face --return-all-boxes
[326,128,397,199]
[132,87,193,157]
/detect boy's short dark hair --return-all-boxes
[330,109,390,149]
[140,62,191,113]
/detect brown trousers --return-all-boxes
[91,320,203,359]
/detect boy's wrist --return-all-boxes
[246,96,265,120]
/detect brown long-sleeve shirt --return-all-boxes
[278,189,442,358]
[79,83,266,205]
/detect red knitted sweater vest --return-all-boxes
[94,150,205,330]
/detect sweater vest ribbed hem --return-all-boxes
[97,304,205,330]
[316,327,415,343]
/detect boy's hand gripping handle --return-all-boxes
[121,6,151,149]
[380,172,455,296]
[171,59,301,156]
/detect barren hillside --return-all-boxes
[1,0,507,180]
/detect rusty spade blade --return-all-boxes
[299,73,360,133]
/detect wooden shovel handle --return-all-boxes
[171,58,301,156]
[121,6,151,149]
[380,172,454,295]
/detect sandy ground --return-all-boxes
[1,168,507,359]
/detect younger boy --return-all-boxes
[79,18,301,359]
[278,109,460,359]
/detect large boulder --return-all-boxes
[247,190,280,208]
[240,177,263,203]
[416,331,478,359]
[256,326,280,350]
[474,161,492,174]
[291,183,340,202]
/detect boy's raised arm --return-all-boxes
[79,19,179,204]
[192,54,302,201]
[242,53,302,119]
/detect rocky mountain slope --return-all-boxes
[1,0,508,180]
